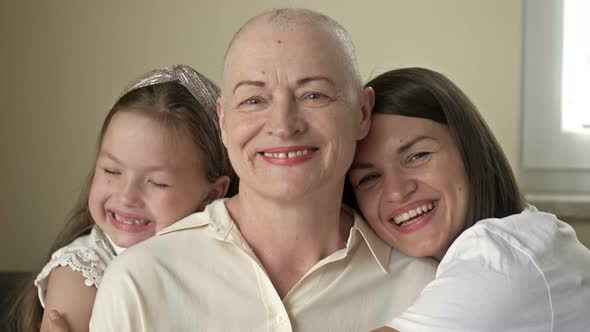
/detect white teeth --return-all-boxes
[391,202,436,226]
[263,149,312,159]
[113,212,149,226]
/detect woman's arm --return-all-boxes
[378,226,552,332]
[40,267,97,332]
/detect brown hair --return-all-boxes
[345,67,524,228]
[6,69,235,331]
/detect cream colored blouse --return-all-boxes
[90,199,437,331]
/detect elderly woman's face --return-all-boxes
[219,22,370,200]
[349,114,469,260]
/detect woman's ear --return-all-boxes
[216,97,227,145]
[357,86,375,140]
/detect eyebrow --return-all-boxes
[99,151,175,172]
[232,76,337,94]
[349,136,438,171]
[100,151,123,164]
[398,135,438,154]
[349,161,374,171]
[296,75,336,88]
[232,80,265,94]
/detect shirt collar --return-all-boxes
[346,205,391,273]
[158,198,230,236]
[158,199,391,272]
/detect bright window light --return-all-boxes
[561,0,590,133]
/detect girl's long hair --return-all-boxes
[6,66,235,331]
[5,178,93,331]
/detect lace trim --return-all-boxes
[35,246,106,288]
[35,227,115,289]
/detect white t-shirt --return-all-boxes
[388,208,590,332]
[34,226,124,308]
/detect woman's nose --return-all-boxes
[265,97,307,139]
[382,172,418,203]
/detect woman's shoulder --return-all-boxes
[445,208,580,267]
[435,208,590,330]
[34,226,116,306]
[440,207,590,299]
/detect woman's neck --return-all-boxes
[226,185,353,298]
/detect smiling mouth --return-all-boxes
[391,201,437,227]
[109,211,151,226]
[261,148,317,159]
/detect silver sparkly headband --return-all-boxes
[118,64,219,113]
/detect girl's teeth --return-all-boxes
[114,213,148,225]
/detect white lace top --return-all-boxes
[34,226,124,308]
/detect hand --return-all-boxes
[46,310,71,332]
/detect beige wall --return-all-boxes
[1,0,525,271]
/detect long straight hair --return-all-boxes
[346,67,524,227]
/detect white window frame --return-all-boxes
[520,0,590,195]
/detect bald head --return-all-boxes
[224,8,362,89]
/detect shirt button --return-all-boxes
[275,314,287,323]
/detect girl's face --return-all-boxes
[89,111,222,248]
[348,114,469,260]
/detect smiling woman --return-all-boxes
[349,67,590,331]
[350,115,470,260]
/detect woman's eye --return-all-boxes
[103,168,120,175]
[301,92,331,107]
[305,92,323,100]
[407,152,431,165]
[356,173,380,187]
[240,97,264,106]
[148,180,170,189]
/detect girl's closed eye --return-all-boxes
[147,179,171,189]
[103,168,120,175]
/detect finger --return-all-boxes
[47,310,70,332]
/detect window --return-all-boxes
[561,0,590,133]
[520,0,590,194]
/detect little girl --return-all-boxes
[8,64,235,332]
